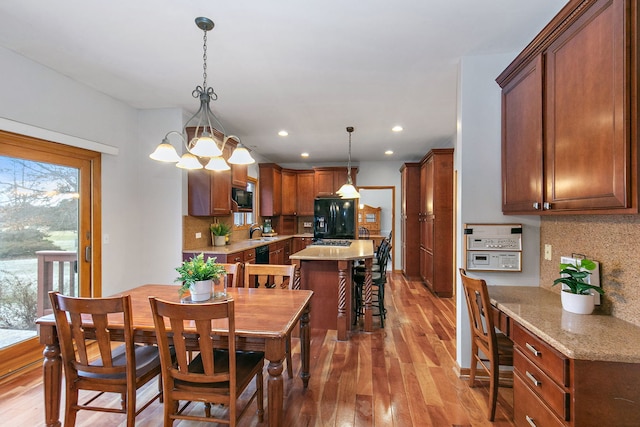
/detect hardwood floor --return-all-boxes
[0,272,514,426]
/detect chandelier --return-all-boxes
[149,17,255,170]
[336,126,360,199]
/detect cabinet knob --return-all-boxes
[543,202,551,210]
[532,202,540,210]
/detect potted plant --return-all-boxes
[552,258,604,314]
[175,253,227,301]
[210,222,232,246]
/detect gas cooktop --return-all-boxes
[310,240,352,247]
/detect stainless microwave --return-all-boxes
[232,188,253,210]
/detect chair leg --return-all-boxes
[286,335,293,379]
[256,368,264,422]
[469,346,478,387]
[64,385,78,427]
[489,360,499,421]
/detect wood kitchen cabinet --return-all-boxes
[296,170,315,215]
[187,144,233,217]
[400,163,421,280]
[313,167,357,197]
[281,169,297,215]
[259,163,282,217]
[269,241,285,265]
[497,0,637,215]
[293,236,314,253]
[419,149,453,297]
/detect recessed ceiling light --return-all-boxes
[278,130,289,137]
[301,152,309,158]
[392,126,403,132]
[385,150,394,155]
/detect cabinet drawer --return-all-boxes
[243,249,255,262]
[514,374,566,427]
[514,348,569,420]
[513,323,568,386]
[490,305,510,337]
[228,251,244,264]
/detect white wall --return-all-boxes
[0,46,185,294]
[455,54,541,367]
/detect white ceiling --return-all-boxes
[0,0,567,164]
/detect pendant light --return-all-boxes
[149,17,255,170]
[336,126,360,199]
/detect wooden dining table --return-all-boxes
[36,284,313,427]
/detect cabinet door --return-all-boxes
[314,170,335,196]
[501,55,544,214]
[296,171,315,215]
[259,164,282,216]
[545,0,629,211]
[231,163,247,189]
[281,170,297,215]
[187,167,232,216]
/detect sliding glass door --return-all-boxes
[0,130,100,377]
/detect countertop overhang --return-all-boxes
[489,286,640,363]
[289,239,374,261]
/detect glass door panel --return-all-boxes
[0,156,79,350]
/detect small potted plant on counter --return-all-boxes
[210,222,232,246]
[553,258,604,314]
[176,253,227,301]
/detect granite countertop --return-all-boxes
[289,239,374,261]
[185,235,296,255]
[489,286,640,363]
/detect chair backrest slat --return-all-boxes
[244,264,296,289]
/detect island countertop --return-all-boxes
[489,286,640,363]
[289,239,374,261]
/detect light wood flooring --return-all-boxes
[0,272,514,426]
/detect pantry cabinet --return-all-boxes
[497,0,637,215]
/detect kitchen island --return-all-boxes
[289,239,375,340]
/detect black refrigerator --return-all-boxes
[313,198,356,239]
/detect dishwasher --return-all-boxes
[255,245,270,264]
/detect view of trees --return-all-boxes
[0,156,78,333]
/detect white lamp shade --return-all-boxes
[337,183,360,199]
[190,134,223,157]
[228,144,255,165]
[176,153,204,170]
[204,156,231,171]
[149,142,180,162]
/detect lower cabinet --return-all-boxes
[293,236,314,253]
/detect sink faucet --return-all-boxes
[249,223,263,239]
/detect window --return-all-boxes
[233,178,256,229]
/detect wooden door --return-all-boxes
[314,169,335,196]
[281,169,297,215]
[544,0,629,211]
[296,171,315,215]
[501,55,544,214]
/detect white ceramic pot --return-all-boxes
[214,235,226,246]
[561,290,595,314]
[212,276,228,299]
[190,280,212,302]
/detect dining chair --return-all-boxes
[459,268,514,421]
[244,263,296,378]
[49,291,162,427]
[149,297,265,426]
[219,262,240,288]
[358,226,370,239]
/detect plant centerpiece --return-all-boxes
[552,258,604,314]
[176,253,227,301]
[210,222,232,246]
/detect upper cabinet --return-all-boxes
[281,169,297,215]
[313,167,357,197]
[497,0,637,215]
[259,163,282,217]
[296,171,315,216]
[187,128,232,217]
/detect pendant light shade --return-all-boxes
[337,126,360,199]
[149,17,255,169]
[205,156,231,171]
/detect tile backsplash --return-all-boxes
[540,215,640,327]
